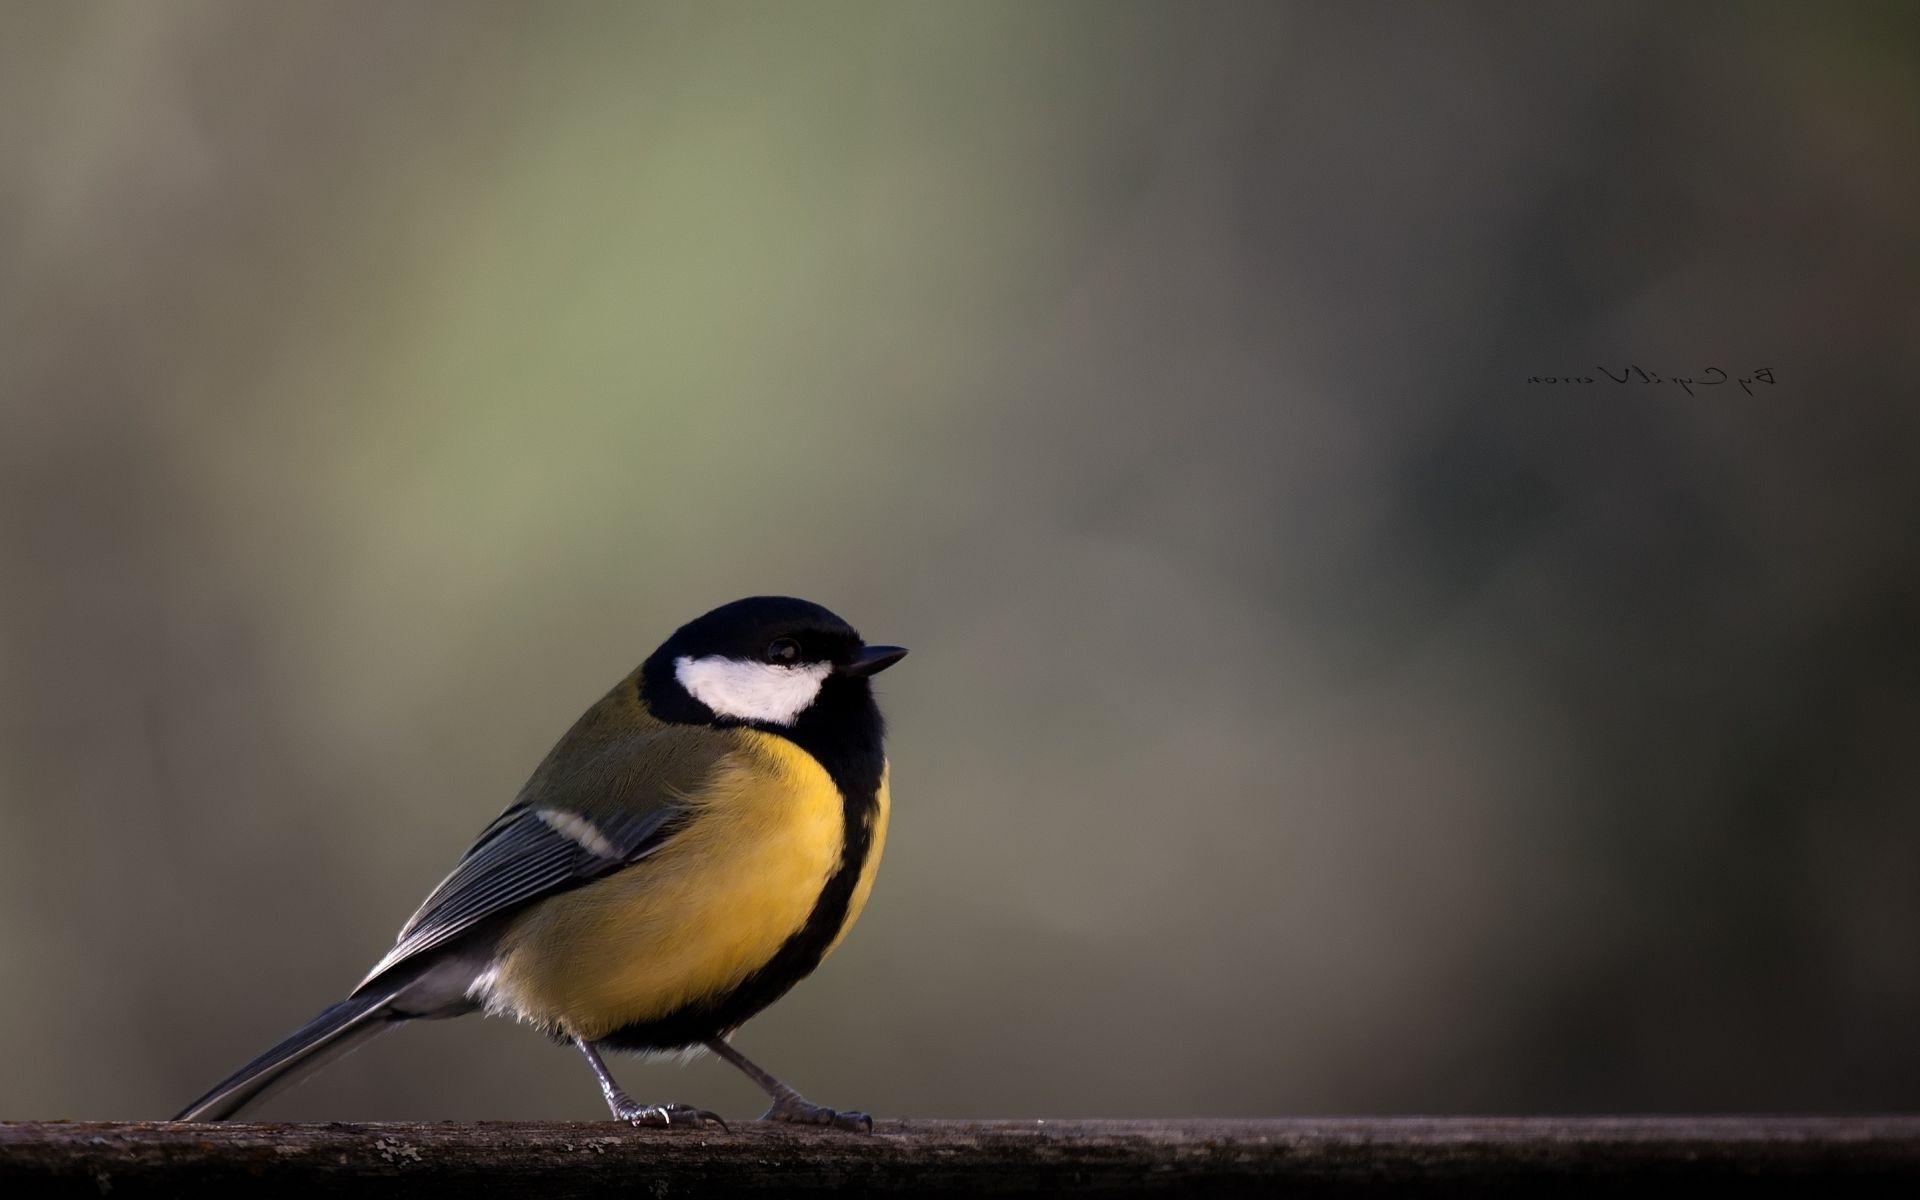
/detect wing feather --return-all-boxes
[353,718,732,993]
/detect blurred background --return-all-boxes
[3,0,1918,1121]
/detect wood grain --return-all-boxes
[3,1117,1918,1196]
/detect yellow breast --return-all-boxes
[486,731,849,1041]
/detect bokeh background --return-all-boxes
[3,0,1918,1121]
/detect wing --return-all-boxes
[354,717,733,993]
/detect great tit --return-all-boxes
[174,596,906,1131]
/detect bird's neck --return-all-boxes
[780,679,887,816]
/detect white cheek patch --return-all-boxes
[674,655,833,726]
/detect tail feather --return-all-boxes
[173,992,400,1121]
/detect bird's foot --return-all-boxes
[760,1094,873,1132]
[615,1100,728,1130]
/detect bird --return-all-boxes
[173,596,906,1131]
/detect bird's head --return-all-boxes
[641,596,906,728]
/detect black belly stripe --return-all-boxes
[599,676,886,1052]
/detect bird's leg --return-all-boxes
[702,1036,872,1132]
[574,1037,725,1130]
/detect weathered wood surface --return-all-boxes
[3,1117,1918,1196]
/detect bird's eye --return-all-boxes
[766,638,801,664]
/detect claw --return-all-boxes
[617,1101,728,1131]
[761,1096,873,1132]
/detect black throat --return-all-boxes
[608,666,887,1051]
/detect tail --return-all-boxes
[173,991,401,1121]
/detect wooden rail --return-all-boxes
[3,1117,1918,1196]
